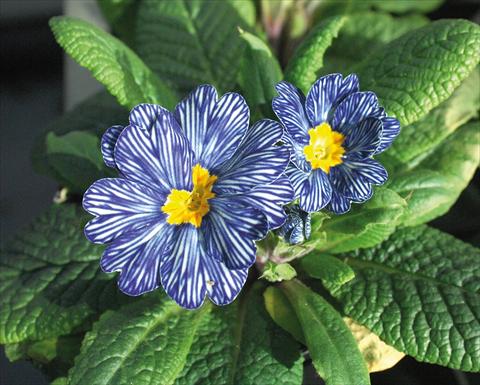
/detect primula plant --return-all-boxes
[1,1,479,384]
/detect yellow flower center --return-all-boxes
[303,122,345,173]
[161,164,217,227]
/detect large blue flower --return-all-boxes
[273,73,400,214]
[83,85,293,309]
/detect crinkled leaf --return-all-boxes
[5,335,82,379]
[49,16,176,109]
[383,69,480,168]
[31,91,127,183]
[264,286,305,345]
[373,0,444,13]
[300,253,355,288]
[356,19,480,126]
[282,280,370,385]
[136,0,252,96]
[326,225,480,371]
[0,204,129,344]
[308,188,406,253]
[68,294,209,385]
[343,318,405,373]
[175,284,303,385]
[260,261,297,283]
[46,131,114,193]
[389,122,480,226]
[238,29,282,106]
[285,15,345,93]
[321,12,428,75]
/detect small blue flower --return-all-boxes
[277,205,311,245]
[83,85,293,309]
[273,73,400,214]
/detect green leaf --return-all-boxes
[372,0,444,13]
[389,121,480,226]
[49,16,176,110]
[300,253,355,288]
[68,294,209,385]
[51,378,68,385]
[0,204,128,344]
[384,68,480,168]
[135,0,252,96]
[175,284,303,385]
[264,286,305,345]
[285,15,345,94]
[45,131,113,193]
[238,29,282,106]
[31,92,127,183]
[5,334,83,379]
[356,19,480,126]
[97,0,140,48]
[282,280,370,385]
[326,225,480,371]
[308,188,406,253]
[260,261,297,283]
[321,12,429,76]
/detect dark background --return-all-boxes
[0,1,479,384]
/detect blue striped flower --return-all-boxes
[83,85,293,309]
[273,73,400,214]
[277,205,311,245]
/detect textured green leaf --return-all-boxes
[31,91,126,183]
[282,280,370,385]
[136,0,252,96]
[384,69,480,168]
[68,294,209,385]
[46,131,113,193]
[389,122,480,226]
[238,29,282,106]
[49,16,176,109]
[260,261,297,282]
[5,334,82,379]
[372,0,444,13]
[175,284,303,385]
[327,226,480,371]
[308,188,406,253]
[300,253,355,288]
[97,0,140,47]
[51,378,68,385]
[356,19,480,126]
[264,286,305,345]
[315,0,443,17]
[285,15,345,94]
[0,204,128,344]
[321,12,428,75]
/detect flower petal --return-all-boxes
[83,178,166,243]
[228,175,294,229]
[272,81,310,144]
[203,198,267,269]
[205,259,248,306]
[332,91,379,135]
[306,73,359,126]
[285,165,309,199]
[327,189,352,214]
[344,118,382,159]
[101,125,124,168]
[299,169,332,212]
[115,110,194,192]
[330,158,386,200]
[214,120,290,193]
[114,224,172,296]
[160,225,207,309]
[375,117,401,154]
[100,221,169,274]
[284,135,311,173]
[175,86,249,170]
